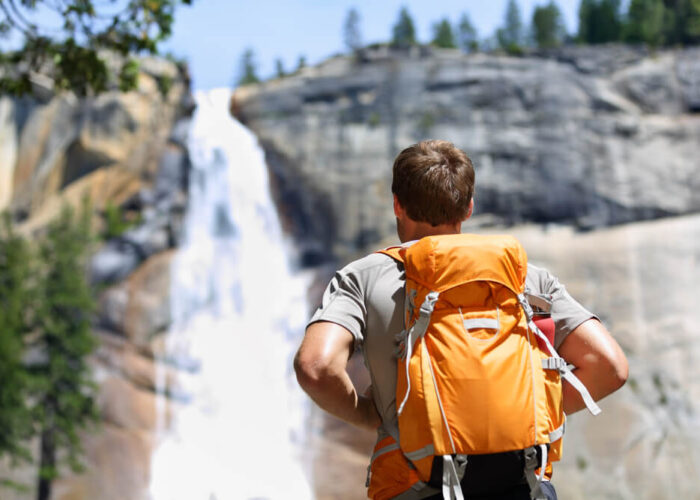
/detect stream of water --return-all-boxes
[149,89,313,500]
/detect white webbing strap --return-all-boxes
[549,418,566,443]
[441,455,466,500]
[537,444,548,484]
[398,291,439,415]
[541,357,567,370]
[518,294,602,417]
[523,447,546,500]
[560,367,602,416]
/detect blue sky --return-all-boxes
[163,0,582,90]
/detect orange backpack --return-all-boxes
[367,234,600,500]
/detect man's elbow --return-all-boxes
[294,350,331,393]
[609,350,629,392]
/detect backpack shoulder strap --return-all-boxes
[377,246,404,262]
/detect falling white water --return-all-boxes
[149,89,313,500]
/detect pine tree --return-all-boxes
[624,0,665,45]
[0,214,33,470]
[578,0,623,43]
[497,0,525,52]
[275,58,286,79]
[343,7,363,53]
[431,18,457,48]
[533,1,567,48]
[662,0,700,45]
[31,203,98,500]
[391,6,417,48]
[458,12,479,52]
[237,48,260,86]
[578,0,595,42]
[296,55,307,72]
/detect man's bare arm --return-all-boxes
[558,318,629,414]
[294,321,381,430]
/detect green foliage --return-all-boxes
[275,58,286,79]
[367,111,381,128]
[296,55,307,72]
[533,1,567,48]
[457,12,479,53]
[237,48,259,86]
[578,0,623,43]
[497,0,525,52]
[391,6,417,48]
[0,204,98,497]
[624,0,665,45]
[0,214,33,466]
[431,18,457,48]
[118,59,140,92]
[156,74,173,98]
[31,201,98,500]
[102,201,138,240]
[662,0,700,45]
[0,0,193,97]
[343,7,362,53]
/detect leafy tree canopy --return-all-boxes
[431,18,456,48]
[0,0,192,96]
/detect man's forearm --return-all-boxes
[294,321,381,430]
[295,364,380,430]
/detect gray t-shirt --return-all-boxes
[308,252,595,499]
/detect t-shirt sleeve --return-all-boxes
[307,264,367,349]
[526,263,598,349]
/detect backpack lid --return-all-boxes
[381,233,528,295]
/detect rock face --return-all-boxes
[234,45,700,261]
[0,59,192,500]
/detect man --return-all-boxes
[294,140,628,499]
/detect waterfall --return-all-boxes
[149,89,313,500]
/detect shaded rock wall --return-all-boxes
[234,45,700,261]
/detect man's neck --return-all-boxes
[400,221,461,243]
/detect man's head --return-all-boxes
[391,140,475,241]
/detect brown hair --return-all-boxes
[391,140,475,226]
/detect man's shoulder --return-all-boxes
[525,263,555,293]
[341,250,402,275]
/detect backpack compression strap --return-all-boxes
[518,294,602,416]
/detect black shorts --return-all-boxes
[421,481,557,500]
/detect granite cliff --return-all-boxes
[234,44,700,262]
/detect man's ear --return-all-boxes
[464,199,474,221]
[393,194,404,218]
